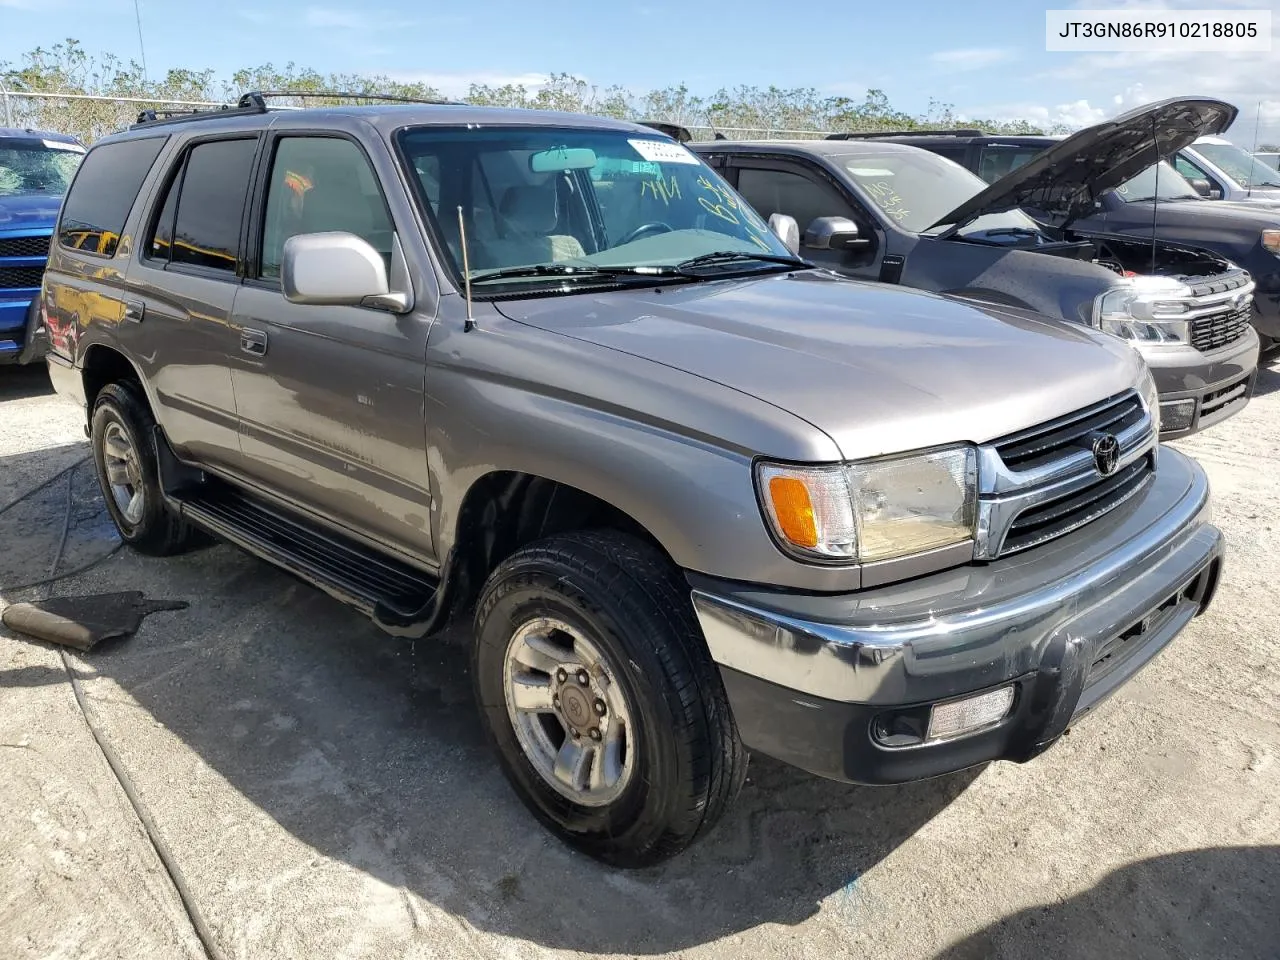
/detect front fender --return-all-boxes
[424,309,858,593]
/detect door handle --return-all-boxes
[240,328,268,356]
[123,299,145,323]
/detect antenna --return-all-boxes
[1150,114,1159,275]
[133,0,148,82]
[1247,100,1263,198]
[457,206,476,332]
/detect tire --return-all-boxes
[473,530,746,867]
[90,382,201,556]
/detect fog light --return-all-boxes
[1159,399,1196,433]
[927,686,1014,741]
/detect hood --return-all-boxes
[493,271,1143,461]
[0,192,63,231]
[930,97,1237,232]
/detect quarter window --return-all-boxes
[58,137,165,256]
[260,137,394,279]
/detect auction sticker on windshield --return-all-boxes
[629,139,701,164]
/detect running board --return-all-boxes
[174,481,442,635]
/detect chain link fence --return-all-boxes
[0,89,226,142]
[3,90,852,144]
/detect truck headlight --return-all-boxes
[1139,365,1162,439]
[1094,278,1192,344]
[757,446,978,564]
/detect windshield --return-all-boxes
[840,149,1047,237]
[397,126,796,292]
[1112,161,1201,202]
[0,138,84,198]
[1194,141,1280,188]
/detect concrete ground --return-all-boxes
[1,357,1278,960]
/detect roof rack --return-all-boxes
[131,92,269,129]
[824,128,985,140]
[129,89,462,130]
[250,90,462,107]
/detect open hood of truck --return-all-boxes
[928,97,1237,231]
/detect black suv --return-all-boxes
[847,118,1280,351]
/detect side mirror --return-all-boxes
[1188,177,1213,198]
[282,232,410,312]
[768,213,800,254]
[803,216,871,251]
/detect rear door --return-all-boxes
[126,135,260,471]
[229,132,435,561]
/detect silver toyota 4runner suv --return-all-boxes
[40,95,1224,867]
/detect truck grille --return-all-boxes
[978,390,1157,560]
[0,266,44,289]
[1001,457,1153,555]
[0,236,50,258]
[994,392,1145,472]
[1191,306,1252,352]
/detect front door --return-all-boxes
[229,133,435,561]
[728,159,883,280]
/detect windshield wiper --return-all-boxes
[468,263,686,284]
[674,250,811,274]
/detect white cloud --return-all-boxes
[930,47,1015,71]
[303,5,417,30]
[305,7,365,29]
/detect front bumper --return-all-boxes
[1138,329,1259,438]
[1,295,46,365]
[690,447,1222,785]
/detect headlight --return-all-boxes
[1263,229,1280,256]
[1138,365,1161,439]
[757,446,978,564]
[1094,278,1192,344]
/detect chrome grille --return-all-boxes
[0,235,50,258]
[993,392,1145,472]
[1191,307,1252,352]
[976,390,1157,560]
[1001,457,1153,555]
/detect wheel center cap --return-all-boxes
[559,686,592,729]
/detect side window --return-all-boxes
[171,139,256,272]
[978,146,1043,184]
[1175,155,1208,181]
[261,137,394,279]
[735,166,855,233]
[145,139,256,272]
[58,137,165,256]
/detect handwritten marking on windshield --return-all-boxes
[695,175,772,249]
[863,180,912,223]
[641,175,682,205]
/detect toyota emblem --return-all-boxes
[1092,433,1120,476]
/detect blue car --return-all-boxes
[1,127,85,364]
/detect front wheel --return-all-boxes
[473,531,746,867]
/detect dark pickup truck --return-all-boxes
[694,98,1261,439]
[848,113,1280,351]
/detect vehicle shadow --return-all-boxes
[0,443,980,954]
[933,846,1280,960]
[0,364,54,401]
[1251,351,1280,398]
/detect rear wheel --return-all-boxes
[90,382,202,556]
[473,530,746,867]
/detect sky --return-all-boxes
[3,0,1279,142]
